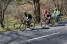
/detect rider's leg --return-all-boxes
[56,16,60,23]
[27,19,32,28]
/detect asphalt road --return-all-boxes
[0,26,66,44]
[23,29,67,44]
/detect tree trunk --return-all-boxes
[33,0,40,23]
[0,2,4,28]
[0,13,4,28]
[0,0,13,28]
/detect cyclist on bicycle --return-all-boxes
[24,12,32,28]
[52,8,61,23]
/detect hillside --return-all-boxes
[16,0,67,15]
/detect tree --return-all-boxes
[0,0,13,28]
[33,0,40,23]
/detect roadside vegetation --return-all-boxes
[0,0,67,32]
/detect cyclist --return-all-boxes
[41,9,50,27]
[52,8,61,23]
[24,12,32,28]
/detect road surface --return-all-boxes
[23,29,67,44]
[0,25,67,44]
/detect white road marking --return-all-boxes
[26,32,60,42]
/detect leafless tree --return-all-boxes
[33,0,40,23]
[0,0,13,28]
